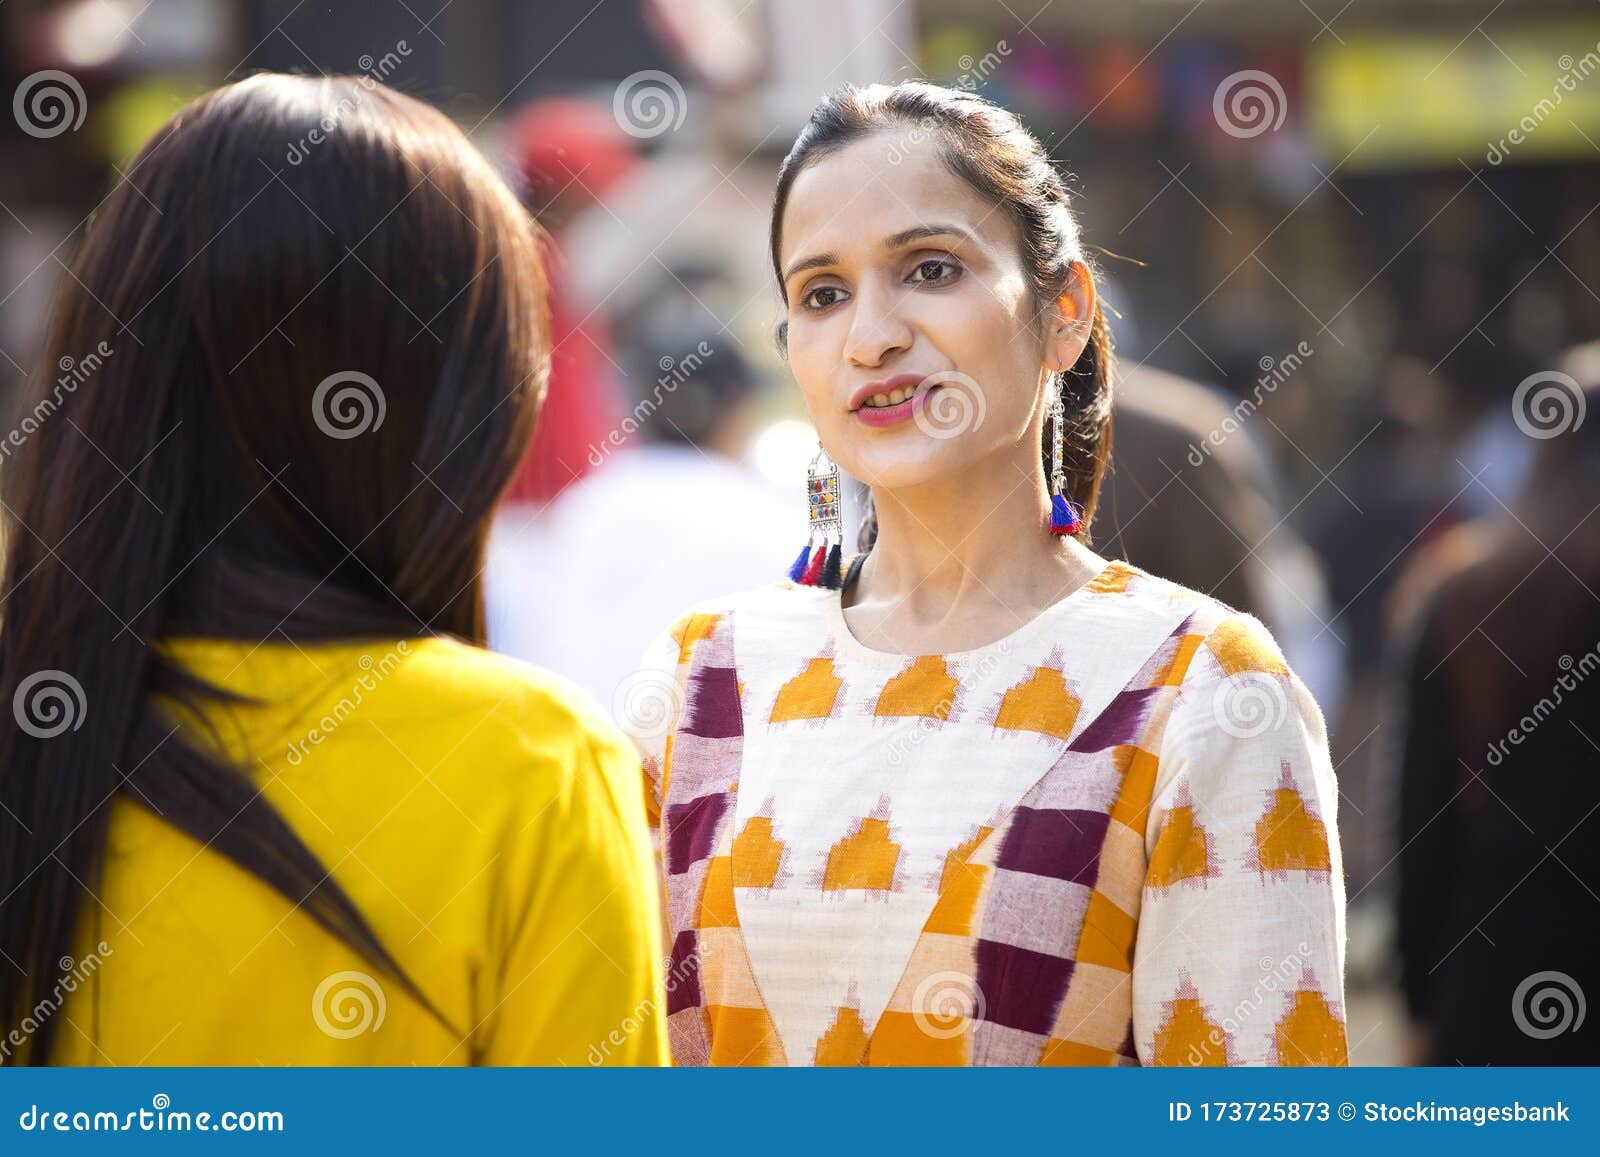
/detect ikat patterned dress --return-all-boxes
[621,557,1349,1066]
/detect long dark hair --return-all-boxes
[768,81,1115,550]
[0,74,549,1063]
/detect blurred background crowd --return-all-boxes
[3,0,1598,1064]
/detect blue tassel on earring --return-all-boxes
[1050,493,1083,535]
[787,543,813,583]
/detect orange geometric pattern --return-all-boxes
[938,825,991,895]
[698,855,739,927]
[1250,761,1332,878]
[991,662,1080,740]
[1084,560,1139,594]
[1151,971,1232,1066]
[672,611,723,662]
[1271,969,1349,1066]
[731,800,787,889]
[820,798,901,892]
[1146,783,1219,890]
[1203,616,1289,677]
[770,655,844,722]
[1075,889,1138,972]
[814,986,871,1065]
[705,1005,785,1066]
[874,655,961,720]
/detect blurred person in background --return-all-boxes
[1307,355,1470,906]
[1388,345,1600,1065]
[0,75,666,1066]
[501,95,638,508]
[488,310,796,707]
[483,95,646,701]
[1096,361,1344,725]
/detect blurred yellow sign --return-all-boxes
[1308,22,1600,169]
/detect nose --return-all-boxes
[842,281,913,369]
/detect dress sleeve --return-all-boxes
[612,611,708,970]
[1131,611,1350,1066]
[615,618,692,836]
[475,715,670,1066]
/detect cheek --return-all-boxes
[923,283,1038,395]
[923,274,1030,347]
[787,331,832,407]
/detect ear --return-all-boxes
[1041,261,1096,374]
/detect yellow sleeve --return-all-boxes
[476,712,670,1066]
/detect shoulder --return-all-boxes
[383,637,641,815]
[392,635,611,732]
[640,578,823,660]
[1120,569,1330,811]
[1085,560,1311,742]
[1082,558,1287,668]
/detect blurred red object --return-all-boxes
[503,99,639,508]
[512,97,639,204]
[503,271,624,507]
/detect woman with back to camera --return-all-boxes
[0,74,666,1066]
[623,82,1348,1067]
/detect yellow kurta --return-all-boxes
[49,635,667,1066]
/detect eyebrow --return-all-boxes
[782,223,976,286]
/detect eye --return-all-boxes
[907,257,960,286]
[800,283,848,312]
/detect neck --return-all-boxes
[855,446,1101,611]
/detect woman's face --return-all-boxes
[778,126,1090,491]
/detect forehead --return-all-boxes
[779,126,1012,267]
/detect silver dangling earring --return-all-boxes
[1049,383,1083,535]
[786,442,843,587]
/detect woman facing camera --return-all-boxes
[624,82,1348,1067]
[0,75,665,1066]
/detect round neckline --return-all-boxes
[823,554,1123,667]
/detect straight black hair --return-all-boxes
[0,74,550,1062]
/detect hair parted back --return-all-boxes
[767,80,1114,551]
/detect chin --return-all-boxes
[834,437,975,490]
